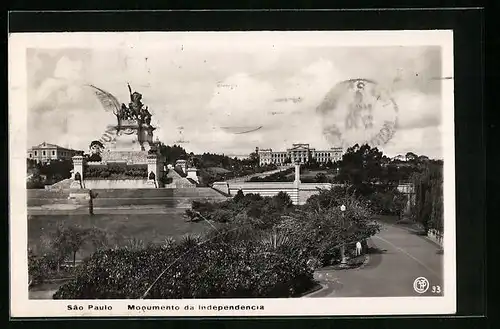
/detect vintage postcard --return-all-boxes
[9,31,456,317]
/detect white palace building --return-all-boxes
[257,143,343,166]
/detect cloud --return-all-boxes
[207,73,277,127]
[383,125,442,158]
[392,90,441,129]
[53,56,83,80]
[29,55,86,109]
[27,46,444,158]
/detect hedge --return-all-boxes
[84,163,148,179]
[53,239,315,299]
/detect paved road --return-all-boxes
[309,223,444,297]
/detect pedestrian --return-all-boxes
[355,241,362,256]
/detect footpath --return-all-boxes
[306,222,444,297]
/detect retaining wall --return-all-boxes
[82,179,154,189]
[214,181,333,205]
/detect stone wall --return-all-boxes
[82,179,154,189]
[227,182,300,204]
[213,181,338,205]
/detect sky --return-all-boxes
[26,41,443,159]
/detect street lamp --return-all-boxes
[340,204,347,266]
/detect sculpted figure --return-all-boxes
[119,103,129,120]
[141,106,152,125]
[128,83,144,120]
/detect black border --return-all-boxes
[6,8,486,327]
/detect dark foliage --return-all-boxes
[27,159,73,187]
[53,237,315,299]
[290,188,380,264]
[158,144,188,165]
[186,191,294,230]
[84,163,148,179]
[410,162,444,233]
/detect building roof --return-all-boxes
[28,142,79,151]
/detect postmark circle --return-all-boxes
[316,78,398,149]
[413,276,430,294]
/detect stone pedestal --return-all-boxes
[139,124,155,151]
[104,120,156,152]
[71,155,85,189]
[147,154,160,188]
[294,162,301,186]
[186,167,199,183]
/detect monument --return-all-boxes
[70,84,164,190]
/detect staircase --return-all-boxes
[45,178,73,190]
[165,169,196,188]
[27,188,77,207]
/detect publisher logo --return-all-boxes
[413,277,430,294]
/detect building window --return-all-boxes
[42,151,46,156]
[34,151,37,156]
[29,154,32,158]
[52,150,55,156]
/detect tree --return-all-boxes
[324,160,334,169]
[405,152,418,162]
[315,172,328,183]
[410,162,443,233]
[27,172,45,189]
[159,144,188,165]
[51,224,89,268]
[233,189,245,203]
[337,144,383,184]
[248,151,259,167]
[306,157,319,170]
[280,189,379,264]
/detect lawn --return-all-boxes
[283,169,335,179]
[205,167,232,174]
[28,212,214,260]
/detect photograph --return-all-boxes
[9,31,456,317]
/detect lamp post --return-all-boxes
[340,204,347,266]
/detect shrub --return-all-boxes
[314,173,328,183]
[284,190,379,265]
[53,238,315,299]
[28,250,74,285]
[27,174,46,189]
[210,209,235,223]
[84,163,148,179]
[28,250,52,284]
[272,192,293,210]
